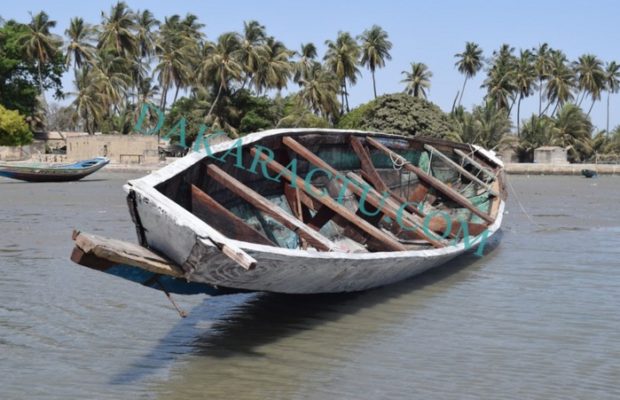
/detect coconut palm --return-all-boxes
[604,61,620,133]
[519,114,554,160]
[20,11,62,93]
[545,50,575,115]
[573,54,606,115]
[93,50,131,113]
[358,25,392,99]
[293,43,318,85]
[514,50,537,136]
[534,43,554,115]
[98,1,138,57]
[64,17,96,69]
[482,44,517,112]
[401,62,432,98]
[198,32,244,120]
[550,103,593,161]
[70,68,105,133]
[297,62,340,119]
[454,42,483,107]
[238,20,267,87]
[135,9,159,60]
[324,31,360,113]
[252,37,292,94]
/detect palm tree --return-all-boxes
[198,32,244,120]
[514,50,537,136]
[482,44,517,112]
[20,11,62,93]
[293,43,318,85]
[604,61,620,133]
[297,62,340,118]
[98,1,138,57]
[252,37,292,94]
[534,43,554,115]
[545,50,575,115]
[65,17,96,69]
[550,104,593,162]
[519,114,554,160]
[324,32,360,113]
[70,68,105,133]
[135,9,159,60]
[238,20,267,88]
[573,54,606,115]
[454,42,483,107]
[401,62,432,98]
[358,25,392,99]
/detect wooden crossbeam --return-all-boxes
[206,164,337,252]
[424,144,498,196]
[250,146,408,251]
[281,137,444,248]
[453,148,497,182]
[366,137,495,224]
[191,185,275,247]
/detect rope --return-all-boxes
[506,176,543,228]
[389,152,406,170]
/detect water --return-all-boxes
[1,173,619,399]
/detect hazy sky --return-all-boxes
[3,0,619,130]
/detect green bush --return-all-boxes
[336,101,375,129]
[0,105,32,146]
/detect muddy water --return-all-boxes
[1,173,619,399]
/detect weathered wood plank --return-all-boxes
[206,164,337,252]
[191,185,275,246]
[424,144,498,196]
[366,137,495,224]
[282,137,444,248]
[72,230,185,277]
[250,145,408,251]
[453,148,497,182]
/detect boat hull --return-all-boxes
[125,129,506,294]
[0,157,109,182]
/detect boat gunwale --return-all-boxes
[126,128,505,261]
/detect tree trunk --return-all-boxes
[458,76,468,106]
[607,92,610,134]
[206,83,224,120]
[173,84,180,105]
[372,69,377,99]
[538,79,543,115]
[340,81,345,115]
[517,95,522,137]
[551,101,560,116]
[577,90,587,107]
[344,80,350,113]
[587,98,596,116]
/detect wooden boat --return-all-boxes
[581,169,598,178]
[71,129,506,295]
[0,157,109,182]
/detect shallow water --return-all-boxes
[1,173,619,399]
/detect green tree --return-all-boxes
[64,17,95,69]
[604,61,620,133]
[482,44,516,112]
[98,1,137,57]
[534,43,554,115]
[401,62,432,98]
[293,43,318,85]
[518,114,554,161]
[296,62,340,119]
[454,41,483,107]
[0,104,32,145]
[358,25,392,99]
[453,101,512,149]
[252,37,292,94]
[238,20,267,88]
[573,54,606,115]
[69,68,105,133]
[545,50,575,115]
[514,49,537,136]
[550,103,593,162]
[324,31,360,113]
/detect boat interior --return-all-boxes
[153,132,504,253]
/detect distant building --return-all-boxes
[66,135,159,164]
[534,146,568,164]
[33,131,98,151]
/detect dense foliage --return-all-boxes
[0,105,32,145]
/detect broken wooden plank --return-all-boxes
[191,185,275,246]
[71,230,185,277]
[424,144,498,196]
[250,146,408,251]
[206,164,337,252]
[366,137,495,224]
[350,136,390,194]
[281,137,444,248]
[453,148,497,182]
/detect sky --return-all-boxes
[2,0,620,131]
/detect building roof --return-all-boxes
[535,146,565,151]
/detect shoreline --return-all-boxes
[101,161,620,175]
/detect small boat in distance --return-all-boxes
[581,169,598,178]
[0,157,109,182]
[71,129,506,296]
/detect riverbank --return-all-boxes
[505,163,620,175]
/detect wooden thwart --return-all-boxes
[453,148,496,182]
[424,144,498,196]
[191,185,275,246]
[281,137,444,248]
[366,137,494,224]
[71,230,185,277]
[251,145,409,251]
[206,164,337,252]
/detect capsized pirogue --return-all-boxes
[71,129,506,296]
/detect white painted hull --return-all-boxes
[126,129,505,294]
